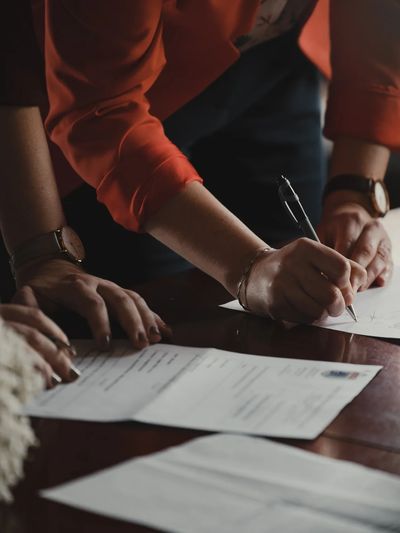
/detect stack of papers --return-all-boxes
[26,343,380,439]
[41,433,400,532]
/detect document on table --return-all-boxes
[382,207,400,266]
[26,342,381,439]
[41,433,400,533]
[221,266,400,339]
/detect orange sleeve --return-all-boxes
[44,0,202,232]
[325,0,400,150]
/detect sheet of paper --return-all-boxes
[25,341,207,421]
[221,266,400,339]
[382,207,400,266]
[41,433,400,533]
[26,343,380,439]
[136,348,380,439]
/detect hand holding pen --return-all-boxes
[277,175,366,322]
[236,180,367,323]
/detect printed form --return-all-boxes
[26,342,380,439]
[41,433,400,532]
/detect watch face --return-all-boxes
[61,227,85,262]
[373,181,389,216]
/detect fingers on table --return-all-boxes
[19,340,54,389]
[14,275,168,351]
[153,312,173,339]
[98,284,162,349]
[50,275,166,350]
[0,303,70,345]
[60,277,112,350]
[5,321,78,388]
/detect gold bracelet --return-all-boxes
[236,247,272,311]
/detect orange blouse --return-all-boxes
[38,0,400,231]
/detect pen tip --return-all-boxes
[346,305,358,322]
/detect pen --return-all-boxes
[277,175,357,322]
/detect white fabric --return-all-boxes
[0,319,43,502]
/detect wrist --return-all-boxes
[226,246,274,305]
[15,257,85,287]
[322,174,390,218]
[322,189,372,215]
[9,226,85,279]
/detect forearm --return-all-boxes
[325,137,390,210]
[0,106,65,253]
[330,137,390,180]
[0,110,166,350]
[145,182,267,295]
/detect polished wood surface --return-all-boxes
[2,268,400,532]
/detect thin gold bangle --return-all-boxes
[236,247,272,311]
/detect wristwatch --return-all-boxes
[10,226,85,275]
[323,174,390,218]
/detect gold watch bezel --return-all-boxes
[9,226,85,277]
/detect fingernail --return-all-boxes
[69,363,81,381]
[48,336,69,349]
[162,324,173,339]
[48,336,77,356]
[149,326,161,338]
[51,372,62,386]
[67,344,78,357]
[101,334,112,351]
[137,331,148,346]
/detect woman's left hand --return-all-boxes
[13,258,170,350]
[318,201,393,290]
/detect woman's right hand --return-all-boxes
[244,238,367,323]
[0,298,78,389]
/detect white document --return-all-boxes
[221,266,400,339]
[382,207,400,267]
[26,342,207,421]
[26,342,380,439]
[41,433,400,533]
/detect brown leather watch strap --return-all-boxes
[9,227,85,276]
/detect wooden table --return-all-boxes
[2,268,400,532]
